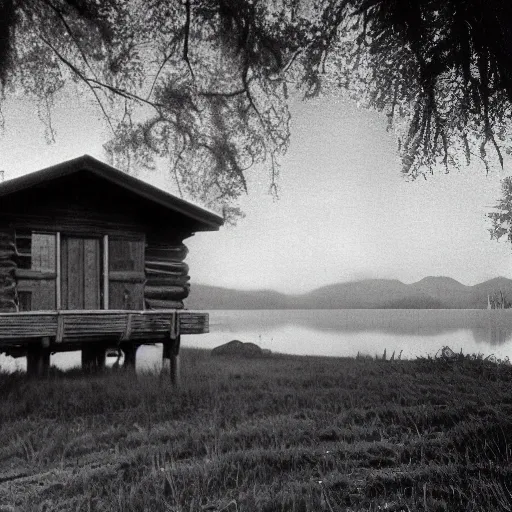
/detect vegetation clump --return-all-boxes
[0,347,512,511]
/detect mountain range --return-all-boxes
[184,276,512,309]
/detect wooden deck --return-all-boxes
[0,309,208,352]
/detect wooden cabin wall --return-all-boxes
[108,237,145,310]
[144,234,191,310]
[0,172,204,312]
[0,226,17,312]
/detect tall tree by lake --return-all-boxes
[1,0,511,221]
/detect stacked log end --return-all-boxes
[144,241,190,310]
[0,228,18,312]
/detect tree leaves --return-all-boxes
[1,0,512,222]
[322,0,512,178]
[488,177,512,244]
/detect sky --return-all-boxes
[1,93,511,294]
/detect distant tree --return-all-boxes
[1,0,512,220]
[489,177,512,243]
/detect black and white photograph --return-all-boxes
[0,1,512,510]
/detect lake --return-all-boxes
[2,309,512,372]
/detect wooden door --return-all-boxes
[61,237,101,310]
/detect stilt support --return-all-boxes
[171,351,180,386]
[96,345,106,371]
[122,343,137,371]
[26,338,51,378]
[82,344,107,373]
[162,335,181,386]
[162,311,180,386]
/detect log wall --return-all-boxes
[1,228,195,312]
[144,240,191,310]
[0,172,203,312]
[0,227,18,312]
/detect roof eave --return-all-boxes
[0,155,224,231]
[83,159,223,231]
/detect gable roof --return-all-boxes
[0,155,224,231]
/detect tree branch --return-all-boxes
[42,36,165,114]
[147,33,183,100]
[199,88,247,98]
[40,36,116,134]
[41,0,100,81]
[183,0,195,81]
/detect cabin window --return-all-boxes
[15,231,56,271]
[15,230,31,269]
[31,233,56,271]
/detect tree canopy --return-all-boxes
[1,0,512,221]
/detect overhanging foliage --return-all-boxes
[1,0,512,221]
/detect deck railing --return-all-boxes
[0,309,208,347]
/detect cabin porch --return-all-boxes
[0,309,207,381]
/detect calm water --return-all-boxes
[2,309,512,372]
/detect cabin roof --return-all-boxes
[0,155,224,231]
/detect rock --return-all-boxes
[211,340,270,357]
[441,346,456,359]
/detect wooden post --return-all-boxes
[82,345,97,372]
[40,336,50,377]
[162,339,181,385]
[103,234,109,309]
[162,312,181,386]
[170,349,180,386]
[82,344,107,372]
[161,356,170,375]
[26,347,38,377]
[39,348,50,377]
[122,344,137,371]
[95,345,106,371]
[56,232,61,309]
[26,339,50,378]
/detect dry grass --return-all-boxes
[1,348,512,511]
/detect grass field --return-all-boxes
[1,348,512,511]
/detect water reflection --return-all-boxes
[181,309,512,359]
[207,309,512,346]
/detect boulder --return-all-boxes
[211,340,269,357]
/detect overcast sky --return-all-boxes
[1,93,511,293]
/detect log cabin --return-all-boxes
[0,155,224,381]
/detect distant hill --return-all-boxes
[185,285,290,309]
[184,277,512,309]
